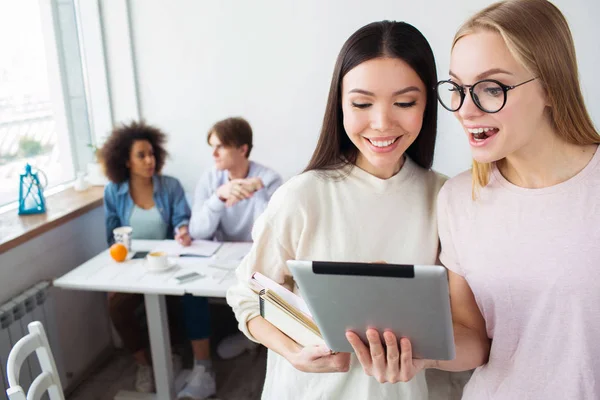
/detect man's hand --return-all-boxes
[217,180,253,203]
[218,178,264,207]
[242,177,264,192]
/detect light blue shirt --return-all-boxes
[103,175,190,246]
[129,206,168,240]
[189,161,283,242]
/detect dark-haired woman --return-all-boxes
[101,121,215,399]
[226,21,445,399]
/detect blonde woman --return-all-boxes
[348,0,600,398]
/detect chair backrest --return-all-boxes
[5,321,65,400]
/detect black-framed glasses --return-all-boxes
[435,78,536,113]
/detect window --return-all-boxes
[0,0,93,208]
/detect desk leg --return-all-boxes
[144,294,175,400]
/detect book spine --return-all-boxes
[259,289,265,317]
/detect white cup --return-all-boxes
[146,251,169,271]
[113,226,133,251]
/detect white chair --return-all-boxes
[5,321,65,400]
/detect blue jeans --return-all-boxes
[181,294,210,340]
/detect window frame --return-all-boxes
[0,0,112,211]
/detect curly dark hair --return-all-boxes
[100,121,168,183]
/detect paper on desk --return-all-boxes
[206,242,254,271]
[151,239,222,257]
[213,242,253,261]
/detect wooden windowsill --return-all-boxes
[0,186,104,254]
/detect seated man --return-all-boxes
[189,117,283,242]
[189,117,282,359]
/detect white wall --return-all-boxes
[100,0,600,192]
[0,207,112,390]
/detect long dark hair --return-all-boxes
[304,21,438,173]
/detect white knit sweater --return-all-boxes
[226,157,446,400]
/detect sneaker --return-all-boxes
[177,365,216,400]
[134,355,179,393]
[217,332,259,360]
[135,364,155,393]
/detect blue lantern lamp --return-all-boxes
[18,163,47,215]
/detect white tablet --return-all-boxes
[287,260,455,360]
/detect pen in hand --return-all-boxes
[175,227,192,247]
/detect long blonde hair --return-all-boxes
[453,0,599,196]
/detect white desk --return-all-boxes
[53,240,249,400]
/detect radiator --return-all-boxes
[0,281,66,399]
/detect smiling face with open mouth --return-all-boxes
[341,57,427,179]
[449,31,549,164]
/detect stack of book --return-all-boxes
[250,272,325,347]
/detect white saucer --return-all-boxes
[146,259,177,273]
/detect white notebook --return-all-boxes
[151,239,222,257]
[259,292,325,347]
[250,272,324,347]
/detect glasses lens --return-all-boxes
[472,81,505,112]
[436,81,462,111]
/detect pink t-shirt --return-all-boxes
[437,147,600,400]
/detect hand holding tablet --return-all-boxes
[346,329,433,383]
[287,260,455,361]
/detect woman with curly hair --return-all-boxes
[101,121,216,399]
